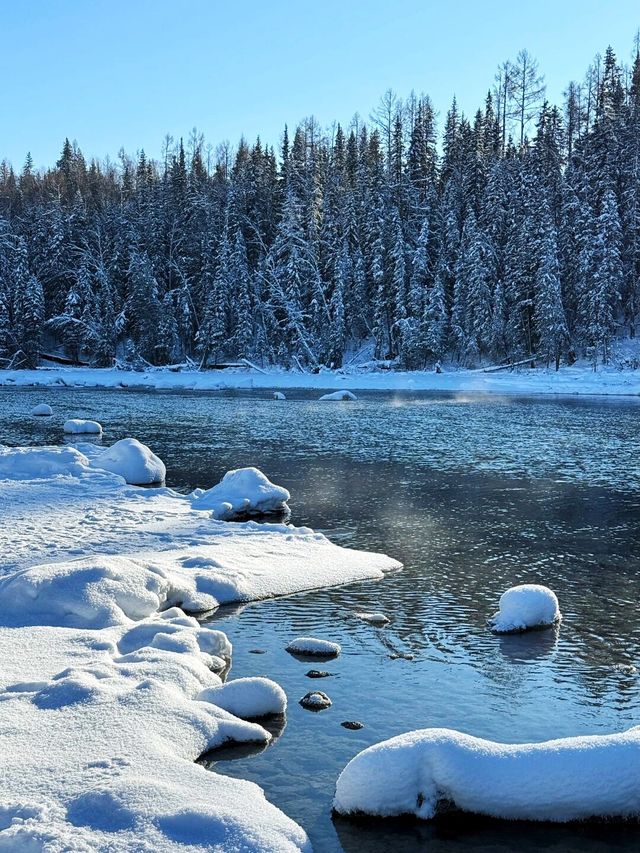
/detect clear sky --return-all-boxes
[1,0,638,170]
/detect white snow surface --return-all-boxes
[31,403,52,416]
[490,584,561,633]
[334,726,640,822]
[286,637,341,656]
[273,391,286,400]
[0,443,400,851]
[90,437,166,485]
[199,677,287,719]
[191,466,290,519]
[2,359,639,398]
[319,390,358,401]
[63,417,103,434]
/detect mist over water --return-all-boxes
[2,386,639,851]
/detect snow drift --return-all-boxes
[334,726,640,822]
[319,390,358,401]
[490,584,561,633]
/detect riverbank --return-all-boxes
[1,361,639,398]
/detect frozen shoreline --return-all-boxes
[0,445,399,851]
[1,362,639,399]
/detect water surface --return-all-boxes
[1,386,639,851]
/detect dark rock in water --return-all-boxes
[299,690,332,710]
[389,652,415,660]
[306,669,332,678]
[341,720,364,730]
[249,649,267,654]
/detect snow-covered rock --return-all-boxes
[31,403,53,416]
[191,467,290,520]
[334,726,640,822]
[286,637,341,657]
[273,391,286,400]
[300,691,332,710]
[91,437,166,485]
[490,584,561,633]
[199,677,287,718]
[63,418,103,435]
[318,390,358,401]
[356,611,390,625]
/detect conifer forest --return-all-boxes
[1,42,639,373]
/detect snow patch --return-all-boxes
[273,391,286,400]
[334,726,640,822]
[490,584,561,633]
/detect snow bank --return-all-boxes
[31,403,52,416]
[191,467,290,520]
[91,437,166,485]
[286,637,341,657]
[1,361,639,398]
[0,445,91,480]
[490,584,561,633]
[63,418,103,434]
[334,726,640,822]
[319,390,358,401]
[200,677,287,719]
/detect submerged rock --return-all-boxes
[341,721,364,730]
[356,611,390,626]
[305,669,332,679]
[300,691,332,711]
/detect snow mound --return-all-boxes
[63,418,103,434]
[31,403,53,416]
[0,556,223,630]
[286,637,341,657]
[273,391,286,400]
[357,611,390,625]
[200,677,287,718]
[91,438,166,485]
[318,390,358,401]
[191,467,290,520]
[300,691,332,710]
[334,726,640,822]
[0,445,91,481]
[490,584,561,633]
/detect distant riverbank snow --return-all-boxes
[1,360,639,398]
[334,726,640,822]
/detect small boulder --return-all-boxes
[273,391,286,400]
[286,637,341,657]
[63,419,102,435]
[300,691,332,711]
[318,390,358,402]
[305,670,332,679]
[341,721,364,730]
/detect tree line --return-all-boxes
[0,42,639,371]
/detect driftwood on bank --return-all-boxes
[481,355,537,373]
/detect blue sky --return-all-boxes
[1,0,638,169]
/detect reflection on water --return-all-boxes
[1,386,640,851]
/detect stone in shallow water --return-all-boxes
[341,721,364,730]
[249,649,267,654]
[299,691,332,711]
[305,669,332,679]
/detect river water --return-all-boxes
[1,385,639,851]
